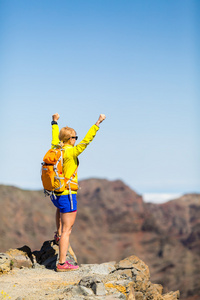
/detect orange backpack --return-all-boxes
[41,147,78,196]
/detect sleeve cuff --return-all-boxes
[51,121,58,125]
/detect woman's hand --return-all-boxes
[95,114,106,127]
[52,113,60,122]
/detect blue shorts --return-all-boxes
[50,194,77,213]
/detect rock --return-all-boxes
[81,261,116,275]
[6,247,33,269]
[105,295,126,300]
[113,268,133,278]
[17,245,33,259]
[146,283,163,299]
[126,282,136,300]
[33,240,77,269]
[134,278,150,293]
[135,291,143,300]
[0,253,11,273]
[32,262,46,269]
[92,282,106,296]
[78,275,101,287]
[78,286,94,296]
[153,283,163,295]
[78,275,106,295]
[163,290,180,300]
[114,255,150,293]
[115,255,150,281]
[105,282,128,298]
[64,285,94,298]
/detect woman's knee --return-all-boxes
[60,211,77,235]
[62,226,73,235]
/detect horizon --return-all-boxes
[0,178,196,205]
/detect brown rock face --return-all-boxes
[77,179,144,232]
[0,180,199,299]
[0,185,56,251]
[71,179,145,264]
[142,194,200,298]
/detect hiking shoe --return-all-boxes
[56,261,79,272]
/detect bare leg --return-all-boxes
[59,211,77,264]
[56,208,61,236]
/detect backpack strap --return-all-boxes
[66,158,79,184]
[65,158,79,210]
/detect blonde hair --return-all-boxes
[59,126,76,143]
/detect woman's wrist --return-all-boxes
[95,121,100,127]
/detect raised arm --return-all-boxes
[95,114,106,127]
[73,114,106,156]
[51,113,60,148]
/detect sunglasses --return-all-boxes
[71,136,78,140]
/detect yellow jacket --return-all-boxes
[51,124,99,195]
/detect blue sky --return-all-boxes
[0,0,199,195]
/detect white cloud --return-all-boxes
[143,193,182,204]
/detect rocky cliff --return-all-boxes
[0,240,180,300]
[0,180,200,299]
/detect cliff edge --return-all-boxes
[0,240,179,300]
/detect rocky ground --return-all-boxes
[0,241,180,300]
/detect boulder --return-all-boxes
[115,255,150,279]
[146,283,163,300]
[33,240,77,269]
[114,255,150,293]
[0,253,11,273]
[163,291,180,300]
[6,246,33,269]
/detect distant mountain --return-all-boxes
[0,180,199,299]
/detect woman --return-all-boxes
[51,113,106,271]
